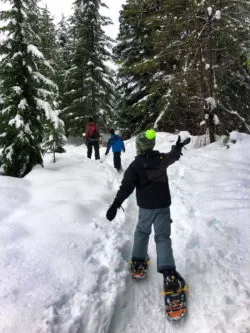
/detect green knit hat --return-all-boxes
[136,129,156,154]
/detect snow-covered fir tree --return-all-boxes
[41,111,67,163]
[147,1,193,132]
[0,0,62,177]
[115,0,250,139]
[62,0,115,136]
[153,0,250,138]
[39,6,57,62]
[38,6,67,154]
[56,15,72,137]
[114,0,161,136]
[210,1,250,134]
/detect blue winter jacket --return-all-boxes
[106,134,125,154]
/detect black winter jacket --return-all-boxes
[115,147,181,209]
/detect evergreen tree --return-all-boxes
[38,7,67,152]
[41,112,67,163]
[62,0,115,136]
[209,1,250,134]
[56,16,71,86]
[115,0,250,138]
[56,15,72,137]
[114,0,161,136]
[39,5,57,62]
[0,0,60,177]
[154,0,250,138]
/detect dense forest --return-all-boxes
[0,0,249,177]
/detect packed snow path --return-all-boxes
[108,134,250,333]
[0,133,249,333]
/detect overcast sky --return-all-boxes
[42,0,125,39]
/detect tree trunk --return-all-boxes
[208,113,216,143]
[208,13,216,143]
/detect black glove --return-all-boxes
[106,199,121,221]
[175,136,191,150]
[122,148,125,153]
[181,137,191,147]
[105,151,108,155]
[173,136,191,157]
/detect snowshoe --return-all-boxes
[162,270,188,321]
[130,255,150,280]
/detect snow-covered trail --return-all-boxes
[105,135,250,333]
[171,144,250,333]
[0,150,130,333]
[0,133,249,333]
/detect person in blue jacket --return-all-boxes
[105,129,125,171]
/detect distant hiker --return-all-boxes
[105,129,125,171]
[106,129,190,315]
[85,117,100,160]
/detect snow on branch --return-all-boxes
[37,88,54,98]
[44,60,55,73]
[207,7,213,16]
[18,98,28,110]
[198,9,221,39]
[5,144,14,161]
[1,106,12,114]
[218,102,250,133]
[215,10,221,20]
[12,52,23,60]
[134,94,152,106]
[206,97,217,110]
[35,98,61,129]
[35,98,55,122]
[154,110,165,129]
[12,86,22,94]
[27,45,44,59]
[51,110,65,129]
[33,72,57,89]
[154,92,172,129]
[8,114,24,128]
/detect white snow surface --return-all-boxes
[0,132,250,333]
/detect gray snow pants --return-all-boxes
[132,207,176,273]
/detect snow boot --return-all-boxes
[130,255,150,279]
[162,270,188,321]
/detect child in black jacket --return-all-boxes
[106,129,190,290]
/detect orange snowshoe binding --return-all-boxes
[162,270,188,321]
[130,255,150,279]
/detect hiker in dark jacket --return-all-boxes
[106,129,190,287]
[105,129,125,171]
[85,117,100,160]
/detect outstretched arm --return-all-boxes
[161,136,191,168]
